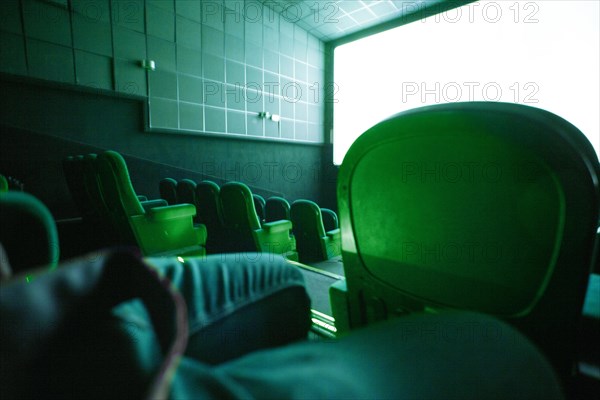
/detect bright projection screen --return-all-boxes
[333,1,600,165]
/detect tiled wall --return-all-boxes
[0,0,326,142]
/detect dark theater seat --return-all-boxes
[331,102,600,387]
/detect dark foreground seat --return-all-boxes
[0,249,563,399]
[331,102,600,387]
[0,191,59,278]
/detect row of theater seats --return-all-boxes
[2,102,598,398]
[158,177,341,263]
[62,152,206,257]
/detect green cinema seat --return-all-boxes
[220,182,297,260]
[64,154,151,221]
[159,177,178,205]
[253,193,266,224]
[290,200,341,264]
[330,102,600,386]
[195,180,226,254]
[320,208,339,232]
[96,151,206,257]
[265,196,291,223]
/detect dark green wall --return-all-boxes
[0,76,326,218]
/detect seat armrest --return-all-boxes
[262,220,292,234]
[137,195,148,202]
[141,199,168,211]
[194,223,208,245]
[147,204,196,221]
[326,228,341,241]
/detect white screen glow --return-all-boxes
[333,1,600,165]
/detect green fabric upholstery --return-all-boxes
[0,191,59,276]
[221,182,297,259]
[0,175,7,192]
[96,151,206,256]
[159,178,178,205]
[195,181,226,253]
[290,200,341,263]
[320,208,339,232]
[252,194,266,223]
[265,196,291,222]
[0,250,563,399]
[333,102,600,384]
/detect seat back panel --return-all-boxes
[336,102,600,381]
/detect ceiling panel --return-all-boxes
[260,0,439,42]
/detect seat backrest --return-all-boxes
[63,155,96,219]
[337,102,599,382]
[96,151,145,244]
[176,179,197,206]
[253,194,266,222]
[195,180,222,226]
[320,208,338,232]
[195,180,225,253]
[81,154,108,221]
[265,196,291,222]
[220,182,261,251]
[0,191,59,275]
[291,200,327,263]
[159,178,178,205]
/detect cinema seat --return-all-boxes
[291,200,341,263]
[220,182,297,260]
[96,151,206,257]
[63,155,95,219]
[320,208,339,232]
[159,177,178,205]
[265,196,291,222]
[331,102,600,385]
[0,191,59,276]
[81,154,115,229]
[253,194,266,223]
[177,179,197,206]
[195,180,226,253]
